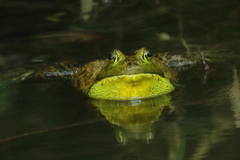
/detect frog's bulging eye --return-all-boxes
[108,53,115,60]
[108,51,120,64]
[143,49,152,60]
[146,51,152,57]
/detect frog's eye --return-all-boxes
[142,49,152,60]
[108,53,115,60]
[108,51,120,63]
[107,49,125,65]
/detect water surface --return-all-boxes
[1,0,240,159]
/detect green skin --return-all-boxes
[31,47,180,100]
[74,47,179,100]
[98,48,164,79]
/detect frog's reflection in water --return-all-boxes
[91,95,174,144]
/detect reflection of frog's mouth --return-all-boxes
[91,95,174,143]
[88,73,174,100]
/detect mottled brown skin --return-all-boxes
[74,52,179,95]
[74,60,108,94]
[30,49,183,98]
[152,54,179,85]
[33,62,79,78]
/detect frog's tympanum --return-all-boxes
[74,48,178,100]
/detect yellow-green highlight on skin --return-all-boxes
[88,73,175,100]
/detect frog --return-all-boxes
[31,47,206,100]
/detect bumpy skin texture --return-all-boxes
[31,48,204,99]
[74,60,108,94]
[74,49,179,96]
[33,62,79,78]
[152,54,179,85]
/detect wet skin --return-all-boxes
[33,47,207,100]
[74,47,179,100]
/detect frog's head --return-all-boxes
[87,47,177,100]
[98,48,164,78]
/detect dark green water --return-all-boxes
[1,0,240,159]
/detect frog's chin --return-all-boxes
[88,73,175,100]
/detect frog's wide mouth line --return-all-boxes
[88,73,175,100]
[98,73,163,81]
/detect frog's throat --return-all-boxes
[88,73,175,100]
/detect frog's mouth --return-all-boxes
[88,73,174,100]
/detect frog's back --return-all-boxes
[155,52,208,71]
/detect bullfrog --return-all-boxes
[31,47,206,100]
